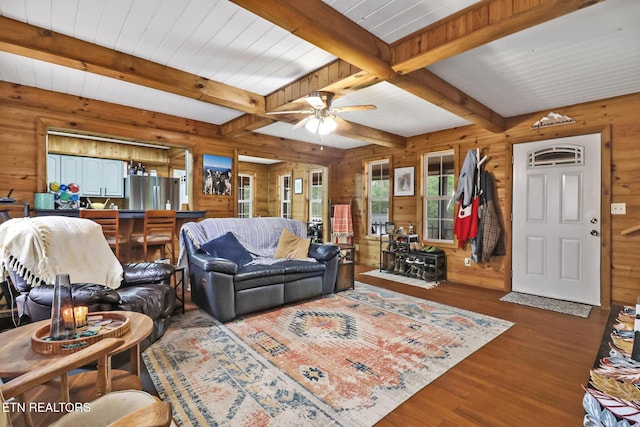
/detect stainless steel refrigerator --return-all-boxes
[124,176,181,210]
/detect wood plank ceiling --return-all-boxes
[0,0,638,151]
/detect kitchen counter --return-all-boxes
[34,209,207,219]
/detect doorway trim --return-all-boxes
[506,125,612,307]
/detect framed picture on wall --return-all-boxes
[294,178,303,194]
[202,154,232,195]
[394,166,414,196]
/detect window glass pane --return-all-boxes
[423,151,455,243]
[281,174,291,219]
[237,175,252,218]
[426,176,440,196]
[368,160,390,234]
[309,170,323,223]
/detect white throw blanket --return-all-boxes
[0,216,123,289]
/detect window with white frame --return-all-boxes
[309,170,323,223]
[237,174,252,218]
[281,174,291,219]
[367,159,390,235]
[423,151,455,242]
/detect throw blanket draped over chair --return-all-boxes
[0,216,123,288]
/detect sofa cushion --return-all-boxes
[279,260,325,282]
[201,232,253,267]
[28,283,121,306]
[122,262,175,286]
[274,228,310,260]
[234,264,285,291]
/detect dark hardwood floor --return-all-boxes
[352,265,609,426]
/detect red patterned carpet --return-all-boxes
[143,283,513,426]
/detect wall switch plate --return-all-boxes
[464,258,471,267]
[611,203,626,215]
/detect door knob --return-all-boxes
[590,218,598,224]
[590,230,599,236]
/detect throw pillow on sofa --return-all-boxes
[201,232,253,267]
[274,228,311,260]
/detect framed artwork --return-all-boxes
[294,178,303,194]
[394,166,414,196]
[202,154,232,195]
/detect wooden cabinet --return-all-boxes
[47,154,61,189]
[335,245,355,292]
[47,155,124,198]
[60,155,83,188]
[82,158,125,198]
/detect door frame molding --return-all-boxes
[506,125,612,307]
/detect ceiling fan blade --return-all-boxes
[267,109,314,115]
[332,105,377,112]
[334,115,352,130]
[292,116,312,130]
[304,96,326,110]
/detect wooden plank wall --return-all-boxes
[0,82,337,221]
[265,161,324,221]
[333,93,640,305]
[48,134,181,177]
[2,80,640,305]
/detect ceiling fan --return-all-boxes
[266,91,376,135]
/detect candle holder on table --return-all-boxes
[50,274,76,340]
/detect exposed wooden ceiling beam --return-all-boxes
[0,16,397,148]
[230,0,506,133]
[229,131,344,165]
[389,70,505,133]
[265,59,379,113]
[391,0,605,74]
[0,16,265,115]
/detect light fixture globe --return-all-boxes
[318,116,338,135]
[304,116,321,133]
[304,114,338,135]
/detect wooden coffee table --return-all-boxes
[0,311,152,399]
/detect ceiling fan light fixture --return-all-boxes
[304,116,320,133]
[319,115,338,135]
[304,115,337,135]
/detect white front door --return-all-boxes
[512,134,601,305]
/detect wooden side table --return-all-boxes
[0,311,152,426]
[335,245,355,292]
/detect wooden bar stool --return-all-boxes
[80,209,127,260]
[131,210,177,265]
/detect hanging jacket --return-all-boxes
[454,150,477,208]
[454,196,479,248]
[472,170,505,261]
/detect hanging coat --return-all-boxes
[454,196,479,248]
[454,150,477,208]
[472,170,505,262]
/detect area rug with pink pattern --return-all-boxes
[142,282,513,426]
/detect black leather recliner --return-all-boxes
[8,262,175,346]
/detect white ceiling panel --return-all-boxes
[324,0,480,43]
[0,0,335,96]
[334,82,470,137]
[0,51,243,124]
[428,0,640,117]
